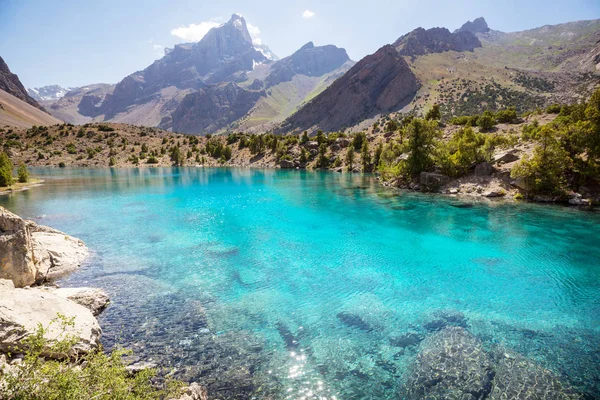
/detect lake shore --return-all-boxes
[0,178,44,195]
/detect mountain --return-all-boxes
[165,41,353,134]
[455,17,490,34]
[393,27,482,56]
[39,14,353,134]
[0,56,45,112]
[0,89,61,128]
[282,17,600,133]
[281,45,419,132]
[27,85,74,102]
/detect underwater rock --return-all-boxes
[401,326,493,400]
[489,351,580,400]
[389,332,423,348]
[170,383,208,400]
[336,312,373,332]
[276,321,299,349]
[424,310,468,331]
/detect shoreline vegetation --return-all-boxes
[1,89,599,207]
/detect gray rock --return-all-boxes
[474,162,494,176]
[126,360,157,374]
[484,191,505,198]
[389,332,423,348]
[493,150,520,164]
[54,287,110,316]
[279,159,296,169]
[0,207,36,288]
[568,193,590,206]
[533,195,559,203]
[170,383,208,400]
[402,327,493,399]
[420,172,451,191]
[0,279,101,356]
[489,352,580,400]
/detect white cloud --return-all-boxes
[247,22,262,45]
[302,9,315,19]
[171,20,221,42]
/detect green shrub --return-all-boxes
[147,156,159,164]
[495,108,518,124]
[477,111,496,131]
[0,315,182,400]
[545,104,562,114]
[17,163,29,183]
[437,127,486,177]
[0,152,13,186]
[97,124,115,132]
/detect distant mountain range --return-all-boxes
[4,15,599,133]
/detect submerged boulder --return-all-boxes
[490,351,580,400]
[401,326,493,399]
[0,279,102,356]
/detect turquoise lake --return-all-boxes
[1,167,599,398]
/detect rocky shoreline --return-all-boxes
[0,206,206,399]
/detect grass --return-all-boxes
[0,178,43,193]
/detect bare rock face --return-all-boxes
[0,207,36,288]
[0,56,45,112]
[394,27,482,56]
[170,383,209,400]
[0,207,88,287]
[282,45,419,132]
[401,327,494,399]
[265,42,350,87]
[455,17,490,34]
[0,279,102,356]
[169,82,265,134]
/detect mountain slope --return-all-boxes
[27,85,74,102]
[0,56,46,112]
[282,45,419,132]
[0,89,61,128]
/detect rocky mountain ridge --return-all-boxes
[0,56,45,112]
[27,85,74,102]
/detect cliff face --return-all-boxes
[265,42,350,87]
[0,56,46,112]
[455,17,490,34]
[169,82,265,134]
[282,45,419,132]
[394,27,482,56]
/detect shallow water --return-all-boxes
[2,167,599,398]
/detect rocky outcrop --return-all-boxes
[394,27,482,56]
[455,17,490,34]
[402,327,494,399]
[0,207,88,287]
[282,45,419,132]
[0,279,102,356]
[265,42,350,87]
[420,172,451,191]
[171,383,209,400]
[169,82,265,134]
[54,287,110,316]
[0,56,45,112]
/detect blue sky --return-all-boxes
[1,0,599,88]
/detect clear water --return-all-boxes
[1,168,599,398]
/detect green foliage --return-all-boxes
[373,142,383,169]
[449,115,479,126]
[0,315,182,400]
[511,126,569,195]
[0,151,13,186]
[437,127,486,177]
[545,104,562,114]
[97,124,115,132]
[65,143,77,154]
[403,119,442,177]
[477,111,496,131]
[495,107,518,124]
[521,120,541,140]
[300,131,309,145]
[345,146,354,171]
[17,163,29,183]
[316,143,329,169]
[424,104,441,121]
[169,146,184,166]
[352,132,366,151]
[361,140,372,172]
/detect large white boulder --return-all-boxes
[0,207,88,287]
[0,279,101,356]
